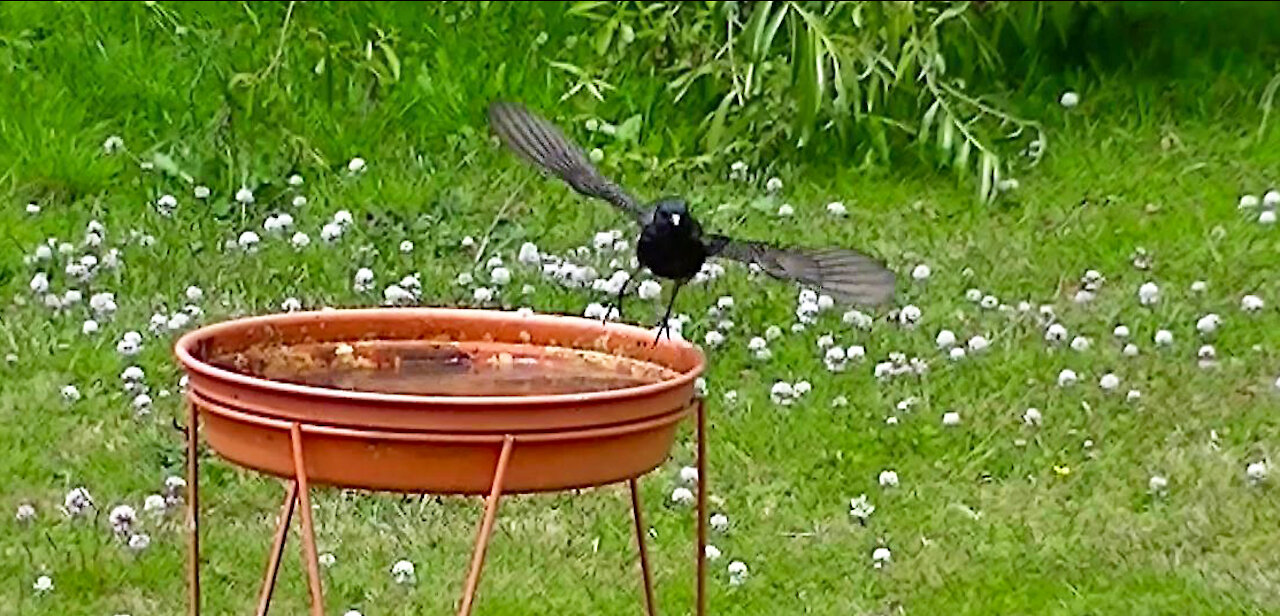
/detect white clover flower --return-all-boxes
[704,331,725,347]
[793,381,812,396]
[770,381,794,405]
[824,346,847,372]
[872,547,892,568]
[898,305,922,328]
[109,504,137,535]
[235,187,254,204]
[1070,336,1091,352]
[133,393,153,414]
[766,177,784,192]
[704,544,722,561]
[390,559,416,584]
[103,134,124,153]
[319,553,336,567]
[1197,345,1217,361]
[64,487,94,517]
[490,267,511,286]
[1196,313,1221,336]
[26,202,41,214]
[33,575,52,593]
[343,611,362,616]
[942,411,961,427]
[383,285,415,305]
[670,487,694,505]
[1240,194,1260,208]
[1265,190,1280,207]
[826,201,846,217]
[1189,280,1207,294]
[849,494,874,521]
[1138,282,1160,306]
[347,157,366,173]
[727,560,748,586]
[1045,323,1068,343]
[1154,329,1174,346]
[460,235,476,249]
[1060,91,1080,108]
[1073,290,1095,304]
[117,338,141,356]
[61,385,81,402]
[473,287,495,303]
[965,288,983,303]
[122,366,144,382]
[168,312,191,330]
[1099,373,1120,391]
[911,264,931,281]
[980,295,999,310]
[1122,389,1140,403]
[1242,294,1265,312]
[1123,343,1139,357]
[1023,407,1042,426]
[281,297,302,312]
[237,231,260,251]
[1261,210,1278,225]
[679,466,699,485]
[16,503,36,522]
[143,494,166,515]
[778,203,795,217]
[588,148,604,163]
[29,272,49,295]
[353,267,375,292]
[1113,325,1130,339]
[127,532,151,551]
[287,173,304,187]
[157,193,178,211]
[709,513,729,533]
[34,244,53,261]
[1246,461,1269,485]
[878,470,899,488]
[1058,369,1078,387]
[192,185,210,200]
[967,335,989,353]
[843,309,872,329]
[747,337,767,352]
[936,329,956,349]
[949,347,966,361]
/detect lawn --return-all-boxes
[1,2,1278,615]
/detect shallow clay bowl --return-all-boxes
[174,307,705,494]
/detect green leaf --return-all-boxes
[743,0,774,60]
[615,114,643,142]
[979,151,995,202]
[705,93,734,151]
[380,43,401,82]
[151,152,181,177]
[954,138,972,177]
[919,99,940,148]
[594,19,618,56]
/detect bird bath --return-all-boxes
[174,307,708,616]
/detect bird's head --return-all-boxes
[653,198,690,228]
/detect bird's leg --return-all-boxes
[602,267,641,325]
[652,280,684,346]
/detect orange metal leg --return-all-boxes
[256,480,299,616]
[289,424,325,616]
[458,435,516,616]
[695,398,707,616]
[187,401,200,616]
[629,478,658,616]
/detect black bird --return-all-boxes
[487,101,897,341]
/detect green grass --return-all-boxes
[2,2,1279,615]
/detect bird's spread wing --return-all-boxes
[705,235,897,307]
[488,101,646,223]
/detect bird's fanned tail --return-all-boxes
[487,101,646,223]
[705,235,897,307]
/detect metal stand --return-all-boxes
[186,398,708,616]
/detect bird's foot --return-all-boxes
[650,318,672,347]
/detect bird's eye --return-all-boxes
[671,213,681,226]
